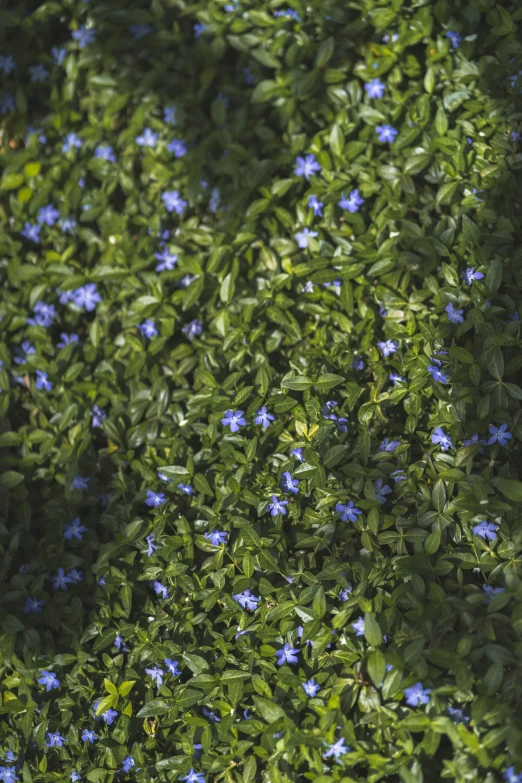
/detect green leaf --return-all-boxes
[253,697,286,723]
[364,612,382,647]
[367,649,386,687]
[280,375,313,390]
[136,698,172,718]
[312,586,326,619]
[193,474,213,496]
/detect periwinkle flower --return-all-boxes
[302,281,315,293]
[274,8,300,19]
[378,438,401,453]
[24,597,46,614]
[29,65,49,83]
[178,483,193,495]
[324,738,350,760]
[428,361,449,384]
[308,195,323,216]
[81,729,97,744]
[121,757,135,774]
[376,124,398,143]
[351,617,365,636]
[365,78,386,98]
[294,227,318,248]
[504,768,522,783]
[390,469,407,483]
[155,249,178,271]
[0,55,15,75]
[275,643,299,665]
[446,31,462,48]
[35,370,52,391]
[487,423,512,447]
[336,501,362,523]
[339,189,364,213]
[182,319,202,340]
[38,670,60,691]
[146,533,157,557]
[377,339,398,357]
[167,139,187,157]
[472,520,498,541]
[0,94,15,114]
[90,404,106,428]
[404,682,431,706]
[72,475,89,491]
[164,658,181,675]
[136,128,158,148]
[221,409,246,432]
[194,23,206,39]
[351,356,364,370]
[138,319,158,339]
[153,581,169,599]
[59,217,77,233]
[447,706,470,725]
[63,133,82,153]
[163,106,176,124]
[279,471,299,494]
[233,590,260,610]
[374,478,392,504]
[431,427,453,451]
[294,154,321,180]
[389,373,405,385]
[483,585,505,604]
[181,770,205,783]
[46,732,66,748]
[63,517,87,541]
[463,267,484,285]
[145,665,164,687]
[37,205,60,226]
[254,406,275,429]
[94,144,116,162]
[93,699,119,725]
[67,568,84,584]
[52,46,66,65]
[291,447,304,462]
[72,26,96,48]
[145,490,166,508]
[162,190,187,214]
[445,303,464,324]
[21,223,40,242]
[204,529,228,546]
[267,496,288,516]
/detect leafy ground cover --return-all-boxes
[1,1,522,782]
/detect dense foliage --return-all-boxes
[1,0,522,782]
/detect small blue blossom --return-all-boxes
[462,433,486,451]
[324,738,350,760]
[114,634,128,652]
[129,24,153,39]
[0,94,15,114]
[153,581,169,599]
[71,772,81,782]
[294,154,321,180]
[24,597,46,614]
[0,56,15,75]
[208,188,221,213]
[38,670,60,691]
[445,303,464,324]
[390,470,407,483]
[447,706,470,724]
[351,617,365,636]
[445,31,462,48]
[59,216,77,233]
[81,729,97,744]
[378,438,401,453]
[351,356,364,370]
[121,757,135,774]
[275,643,300,665]
[404,682,431,706]
[374,479,392,504]
[28,65,49,83]
[365,78,386,98]
[291,447,304,462]
[274,8,300,20]
[280,471,299,494]
[339,189,364,213]
[62,133,82,153]
[389,373,405,385]
[37,204,60,226]
[267,496,289,516]
[93,699,119,724]
[145,490,166,508]
[51,46,66,65]
[504,768,522,783]
[64,517,87,541]
[308,195,323,216]
[294,228,318,248]
[376,124,398,143]
[254,406,275,429]
[163,106,176,124]
[136,128,158,148]
[340,584,353,601]
[46,732,66,748]
[167,139,187,157]
[94,144,116,162]
[431,427,453,451]
[233,590,260,610]
[472,520,498,541]
[72,474,89,491]
[377,340,398,357]
[181,770,205,783]
[182,319,203,340]
[155,249,178,271]
[146,533,157,557]
[67,568,84,584]
[145,665,165,687]
[90,404,106,428]
[165,658,181,675]
[487,423,512,447]
[35,370,52,391]
[428,362,449,384]
[162,190,187,214]
[336,501,363,523]
[194,23,206,39]
[178,483,193,495]
[138,319,158,339]
[204,529,228,546]
[221,409,246,432]
[21,223,40,242]
[72,26,96,48]
[483,585,505,604]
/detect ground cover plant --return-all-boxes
[0,0,522,781]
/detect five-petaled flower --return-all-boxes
[233,589,260,610]
[377,340,398,357]
[365,78,386,98]
[145,490,166,508]
[302,679,320,697]
[165,658,181,675]
[254,407,275,429]
[267,496,289,516]
[162,190,187,214]
[138,319,158,339]
[64,518,88,541]
[136,128,158,148]
[374,479,392,504]
[336,501,362,523]
[294,228,318,248]
[24,597,46,614]
[275,643,300,666]
[324,738,350,760]
[294,154,321,180]
[487,423,512,447]
[472,520,498,541]
[145,665,165,687]
[339,189,364,213]
[376,124,398,143]
[39,670,60,691]
[46,731,66,747]
[351,616,365,636]
[308,195,323,216]
[280,471,299,494]
[463,267,484,285]
[445,303,464,324]
[221,410,246,432]
[404,682,431,706]
[81,729,97,744]
[431,427,453,451]
[204,529,228,546]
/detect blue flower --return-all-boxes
[208,188,221,213]
[50,568,75,591]
[67,568,84,584]
[483,585,505,604]
[178,483,193,495]
[377,339,398,357]
[472,520,498,541]
[81,729,97,744]
[447,706,470,724]
[162,190,187,214]
[94,144,116,162]
[62,132,82,153]
[0,56,15,75]
[90,404,106,428]
[204,529,228,546]
[267,495,289,516]
[145,665,165,687]
[194,23,206,39]
[93,699,119,724]
[431,427,453,451]
[294,227,318,248]
[146,533,157,557]
[21,222,40,242]
[351,617,365,636]
[487,423,512,447]
[37,204,60,226]
[72,26,96,48]
[374,478,392,504]
[291,447,304,462]
[29,65,49,83]
[376,124,398,143]
[71,772,81,782]
[390,470,407,483]
[463,267,484,285]
[382,32,399,43]
[59,216,77,233]
[35,370,52,391]
[164,106,176,124]
[129,24,153,39]
[38,670,60,691]
[72,474,89,490]
[339,189,364,213]
[275,643,299,666]
[182,319,203,340]
[323,738,350,760]
[302,678,320,698]
[274,8,300,20]
[280,471,299,494]
[445,31,462,48]
[64,517,87,541]
[233,589,260,610]
[365,78,386,98]
[46,732,66,748]
[428,361,449,384]
[302,281,315,293]
[308,195,323,216]
[340,584,353,601]
[504,767,522,783]
[445,303,464,324]
[114,634,128,652]
[404,682,431,706]
[145,490,166,508]
[51,46,66,65]
[24,597,46,614]
[155,249,178,271]
[136,128,158,148]
[378,438,401,453]
[336,501,363,523]
[389,373,405,385]
[181,770,205,783]
[28,301,55,328]
[221,409,246,432]
[254,406,275,429]
[294,154,321,180]
[462,433,486,451]
[167,139,187,157]
[165,658,181,676]
[121,757,135,774]
[138,320,158,339]
[153,581,169,599]
[0,766,18,783]
[351,356,365,370]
